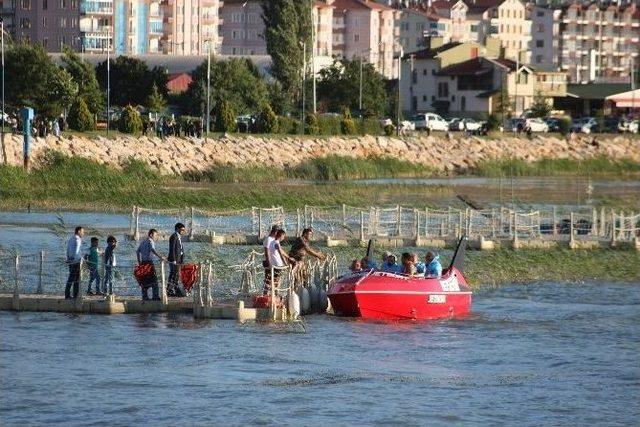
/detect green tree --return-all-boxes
[95,56,168,107]
[146,83,167,114]
[317,59,388,117]
[68,98,96,131]
[258,104,278,134]
[180,58,269,118]
[4,44,77,119]
[62,48,104,115]
[529,91,551,118]
[215,99,237,133]
[262,0,312,106]
[118,105,143,134]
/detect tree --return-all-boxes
[118,105,143,134]
[180,58,269,118]
[62,48,104,115]
[96,56,168,107]
[317,59,388,117]
[529,91,552,118]
[68,98,96,131]
[4,44,77,119]
[146,83,167,114]
[262,0,312,106]
[215,99,237,133]
[340,106,356,135]
[305,113,319,135]
[257,104,278,133]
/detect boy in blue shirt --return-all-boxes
[425,251,443,278]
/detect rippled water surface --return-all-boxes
[2,282,639,426]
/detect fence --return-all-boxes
[129,204,640,242]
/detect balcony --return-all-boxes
[80,24,113,34]
[80,2,114,15]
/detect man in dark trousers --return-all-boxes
[167,222,187,297]
[65,226,85,299]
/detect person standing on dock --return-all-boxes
[65,226,85,299]
[136,229,166,301]
[103,236,118,295]
[167,223,187,297]
[289,228,326,289]
[86,237,102,296]
[264,229,294,296]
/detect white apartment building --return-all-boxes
[529,5,560,71]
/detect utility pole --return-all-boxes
[1,18,5,150]
[302,41,306,134]
[396,46,403,136]
[515,52,519,117]
[359,55,363,114]
[311,5,316,114]
[206,40,211,136]
[106,27,111,136]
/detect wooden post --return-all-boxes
[134,206,140,241]
[37,250,44,294]
[447,207,452,236]
[620,211,625,241]
[342,204,347,228]
[466,208,471,237]
[270,266,276,321]
[296,208,301,236]
[192,270,199,316]
[491,208,496,238]
[207,262,213,307]
[458,211,463,238]
[413,209,419,238]
[129,206,136,236]
[424,208,429,237]
[600,206,606,237]
[258,209,263,239]
[160,261,168,306]
[189,206,195,240]
[570,212,575,240]
[310,209,315,230]
[304,205,309,228]
[552,206,557,237]
[13,255,20,310]
[591,208,597,236]
[359,210,365,241]
[511,210,516,238]
[396,205,401,236]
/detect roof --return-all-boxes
[405,42,461,59]
[464,0,504,14]
[477,89,500,98]
[567,83,632,100]
[437,57,495,76]
[606,89,640,108]
[329,0,395,12]
[167,73,193,94]
[431,0,455,10]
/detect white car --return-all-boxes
[571,117,597,134]
[525,118,549,132]
[618,119,639,134]
[411,113,449,131]
[460,118,484,132]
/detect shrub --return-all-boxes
[359,118,381,135]
[215,99,237,133]
[257,104,278,134]
[118,105,143,134]
[68,98,95,132]
[277,116,300,134]
[558,117,571,136]
[384,124,395,136]
[486,114,500,131]
[305,113,320,135]
[317,115,342,135]
[340,107,356,135]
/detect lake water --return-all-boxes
[1,281,639,426]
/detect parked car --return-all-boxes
[543,117,561,132]
[618,119,639,134]
[236,115,255,132]
[571,117,597,134]
[448,117,463,131]
[460,118,485,132]
[603,117,620,133]
[526,118,549,132]
[411,113,449,131]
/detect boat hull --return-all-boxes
[328,268,472,320]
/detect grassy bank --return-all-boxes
[472,156,640,177]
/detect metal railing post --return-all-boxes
[552,206,557,237]
[13,254,20,309]
[342,203,347,228]
[160,261,168,305]
[37,250,44,294]
[424,207,429,237]
[359,210,365,241]
[189,206,195,240]
[396,205,401,236]
[258,209,263,239]
[134,206,140,241]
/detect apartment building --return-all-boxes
[218,0,264,55]
[489,0,532,62]
[331,0,400,78]
[529,5,560,71]
[11,0,82,51]
[558,2,640,83]
[161,0,222,55]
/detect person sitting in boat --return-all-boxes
[349,259,362,273]
[425,251,442,278]
[401,252,417,276]
[412,253,426,275]
[360,256,377,270]
[381,253,400,273]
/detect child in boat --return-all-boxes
[349,259,362,273]
[401,252,417,276]
[413,253,426,275]
[360,256,377,270]
[381,253,400,273]
[425,251,442,278]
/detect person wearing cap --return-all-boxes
[103,235,118,295]
[167,222,187,297]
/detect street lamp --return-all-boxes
[1,17,5,147]
[396,45,404,136]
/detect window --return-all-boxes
[470,24,478,32]
[354,34,359,42]
[354,17,359,27]
[537,24,544,33]
[422,95,427,101]
[43,17,47,27]
[43,37,48,47]
[21,0,30,10]
[422,69,427,76]
[438,82,449,98]
[60,17,67,28]
[536,40,544,48]
[536,10,544,17]
[20,18,31,28]
[59,0,66,8]
[43,0,47,9]
[461,96,466,112]
[412,96,417,111]
[536,55,543,63]
[412,70,417,84]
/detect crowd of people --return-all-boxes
[350,251,442,278]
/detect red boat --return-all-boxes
[328,237,472,320]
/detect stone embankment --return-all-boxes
[2,133,639,175]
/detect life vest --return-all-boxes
[252,294,271,309]
[180,263,199,292]
[133,263,155,286]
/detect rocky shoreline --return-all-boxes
[3,133,639,175]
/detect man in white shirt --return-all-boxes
[65,226,85,299]
[263,229,294,296]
